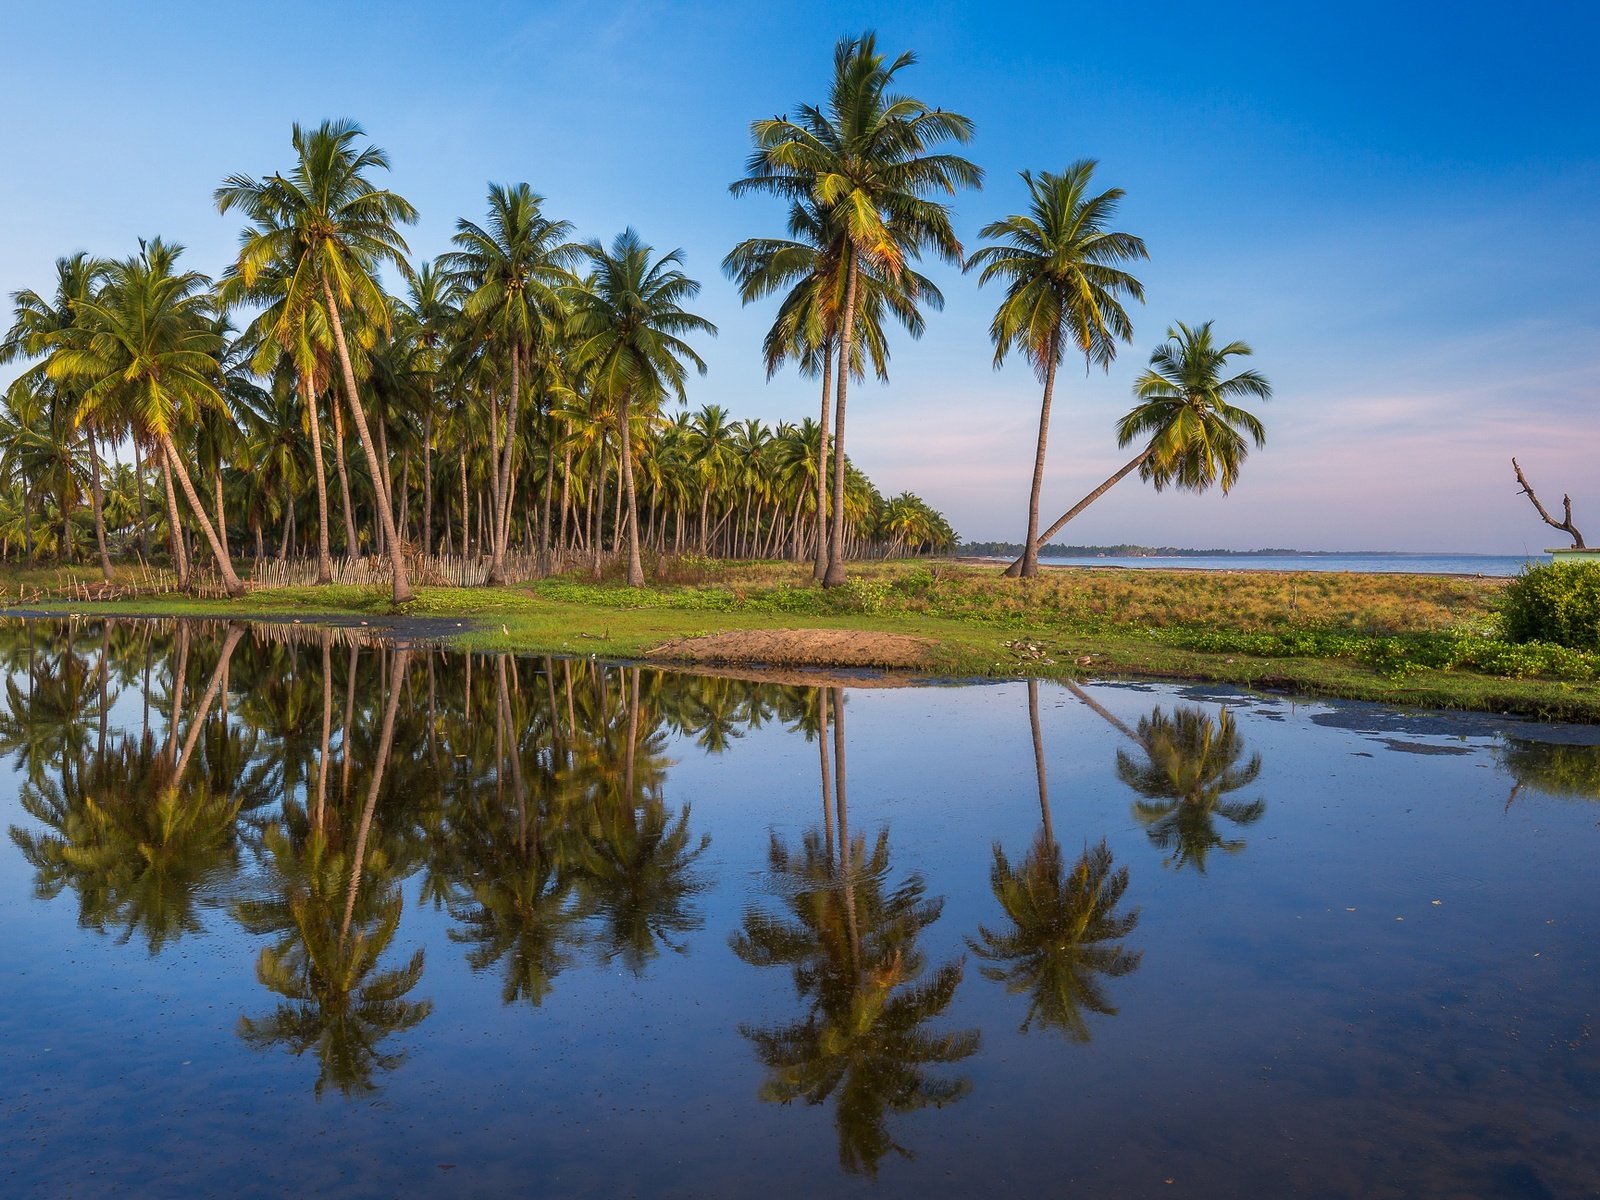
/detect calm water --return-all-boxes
[2,618,1597,1199]
[1034,553,1544,575]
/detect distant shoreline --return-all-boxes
[957,545,1534,559]
[953,555,1524,580]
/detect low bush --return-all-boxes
[1500,562,1600,651]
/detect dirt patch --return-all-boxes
[646,627,935,670]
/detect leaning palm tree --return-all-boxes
[216,119,419,604]
[1005,320,1272,573]
[442,183,579,582]
[968,164,1148,578]
[566,230,715,587]
[48,240,248,597]
[733,31,980,586]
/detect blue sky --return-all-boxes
[2,0,1596,551]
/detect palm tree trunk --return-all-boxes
[329,391,359,555]
[1003,445,1154,577]
[342,646,410,943]
[814,341,833,580]
[591,444,606,577]
[610,457,625,554]
[213,466,230,563]
[301,373,333,584]
[1028,678,1053,847]
[459,450,470,558]
[174,625,243,780]
[276,493,291,561]
[160,452,190,587]
[490,346,520,584]
[163,437,245,597]
[557,445,572,556]
[422,415,434,557]
[832,686,859,967]
[1018,347,1061,579]
[322,278,413,604]
[316,632,332,832]
[617,392,645,586]
[823,258,860,588]
[819,686,834,863]
[87,432,112,582]
[166,625,190,763]
[133,439,149,561]
[375,418,393,556]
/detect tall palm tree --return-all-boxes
[442,183,579,582]
[567,230,715,587]
[216,119,419,604]
[733,31,979,586]
[968,164,1148,578]
[724,197,937,577]
[1007,320,1272,571]
[225,256,339,580]
[48,240,247,597]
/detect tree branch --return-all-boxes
[1512,457,1585,549]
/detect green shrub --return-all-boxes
[1500,562,1600,651]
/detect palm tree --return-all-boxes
[1116,705,1266,873]
[225,255,339,580]
[567,230,715,586]
[1007,320,1273,571]
[724,197,937,577]
[442,183,579,582]
[734,31,979,586]
[216,119,419,604]
[48,240,248,597]
[968,164,1148,578]
[2,253,117,580]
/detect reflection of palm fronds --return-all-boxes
[1116,705,1265,873]
[969,837,1140,1040]
[579,798,709,975]
[11,736,241,953]
[733,827,978,1176]
[237,825,431,1099]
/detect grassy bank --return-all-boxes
[6,559,1598,721]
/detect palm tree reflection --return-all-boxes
[8,622,248,952]
[1115,705,1265,872]
[732,687,978,1176]
[968,679,1141,1040]
[236,647,433,1098]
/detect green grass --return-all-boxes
[6,559,1598,721]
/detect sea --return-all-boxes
[1029,552,1545,576]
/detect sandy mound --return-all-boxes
[646,628,934,670]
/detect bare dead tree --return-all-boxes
[1512,457,1585,549]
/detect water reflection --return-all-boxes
[969,680,1142,1040]
[9,623,250,951]
[732,687,979,1175]
[1114,705,1266,873]
[1499,737,1600,807]
[235,647,431,1097]
[6,618,1599,1197]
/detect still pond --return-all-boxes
[1,618,1596,1198]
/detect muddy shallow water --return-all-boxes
[1,618,1596,1199]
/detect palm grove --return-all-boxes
[0,33,1269,603]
